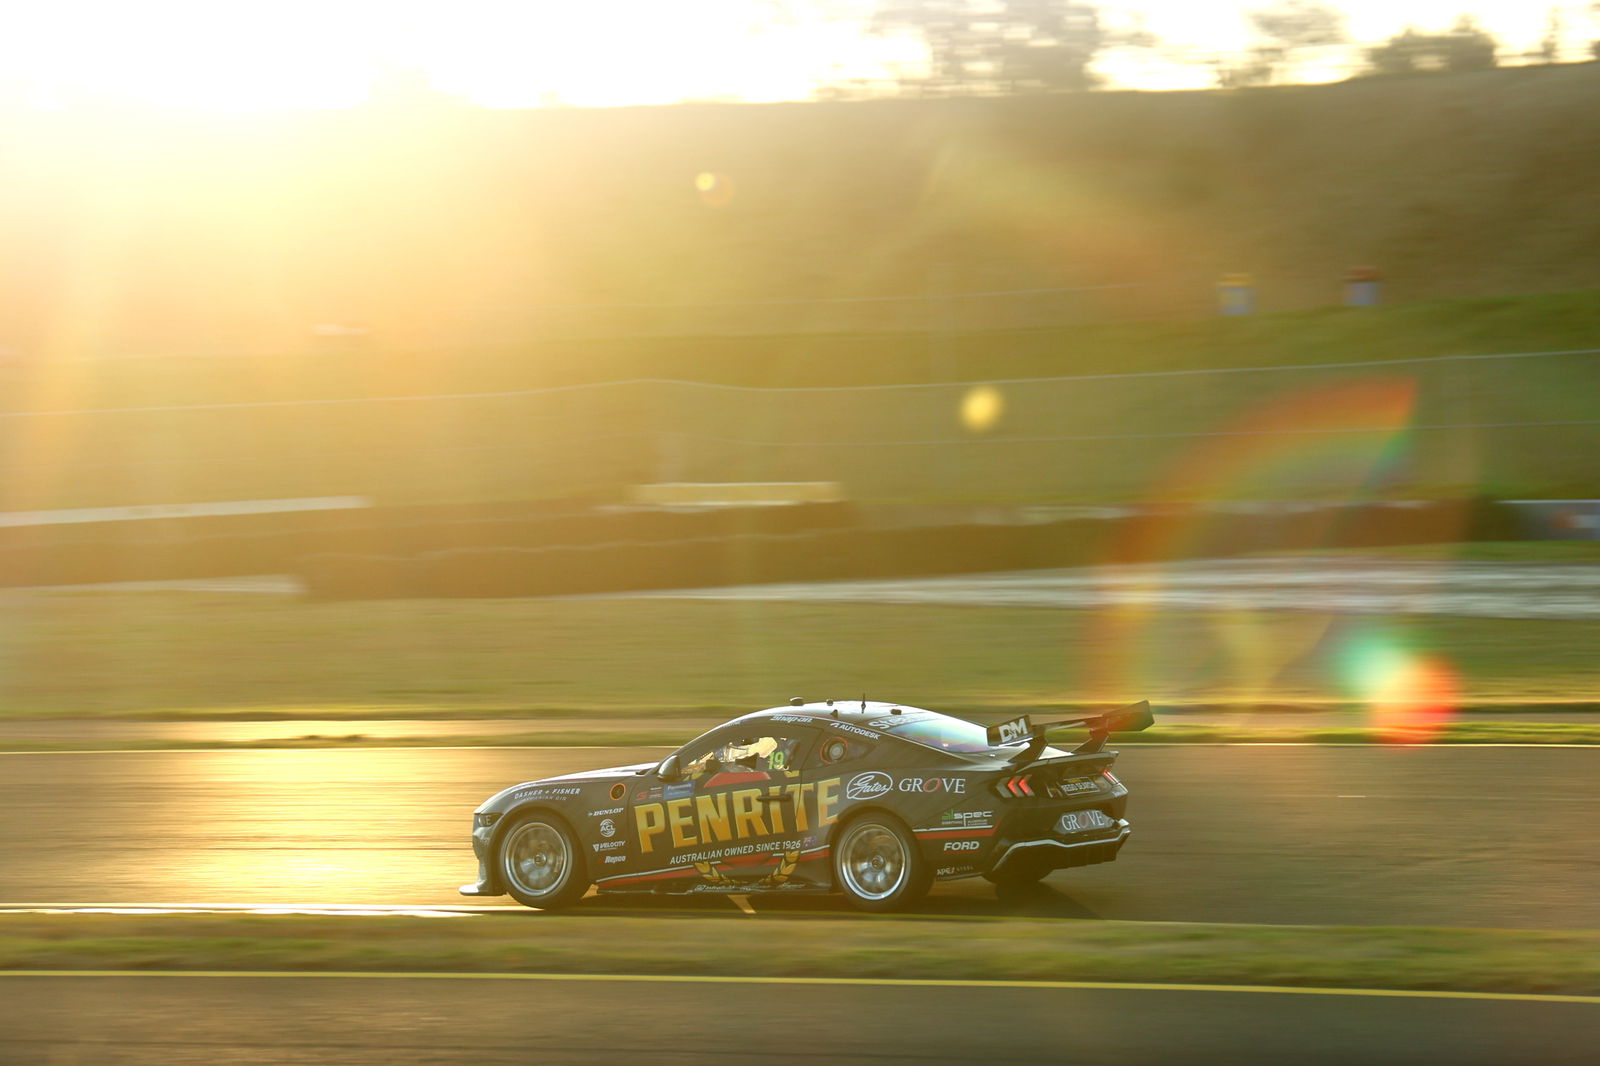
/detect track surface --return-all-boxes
[621,557,1600,620]
[2,975,1597,1065]
[27,557,1600,619]
[3,746,1596,928]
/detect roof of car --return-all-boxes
[737,700,937,726]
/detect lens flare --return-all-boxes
[1337,628,1459,744]
[1088,376,1431,705]
[694,171,736,207]
[960,385,1004,434]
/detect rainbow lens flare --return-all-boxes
[1337,628,1460,744]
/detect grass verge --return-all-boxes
[2,590,1598,721]
[2,913,1597,996]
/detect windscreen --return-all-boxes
[872,711,1017,754]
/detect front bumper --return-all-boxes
[459,822,505,897]
[987,819,1131,879]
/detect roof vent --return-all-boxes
[789,697,804,706]
[890,707,902,715]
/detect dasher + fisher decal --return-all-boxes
[460,697,1153,912]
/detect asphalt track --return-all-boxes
[5,745,1599,1063]
[34,557,1600,619]
[2,974,1599,1065]
[2,745,1597,928]
[624,557,1600,619]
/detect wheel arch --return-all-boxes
[491,803,586,874]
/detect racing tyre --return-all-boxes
[834,814,931,913]
[497,813,589,910]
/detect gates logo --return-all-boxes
[845,771,892,801]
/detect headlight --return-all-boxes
[474,812,502,829]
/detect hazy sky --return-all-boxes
[0,1,1586,109]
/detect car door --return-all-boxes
[627,723,819,889]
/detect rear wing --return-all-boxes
[985,700,1153,763]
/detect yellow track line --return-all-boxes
[2,970,1597,1004]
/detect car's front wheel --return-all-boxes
[833,814,931,913]
[497,813,589,910]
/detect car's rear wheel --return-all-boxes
[498,813,589,910]
[833,814,931,913]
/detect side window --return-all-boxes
[810,733,875,769]
[683,729,814,779]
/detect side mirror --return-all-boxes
[657,754,683,781]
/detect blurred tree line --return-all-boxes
[868,0,1111,92]
[829,0,1600,97]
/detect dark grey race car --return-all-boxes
[460,699,1153,912]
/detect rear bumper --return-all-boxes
[987,819,1130,878]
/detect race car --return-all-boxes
[460,698,1153,912]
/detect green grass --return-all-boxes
[7,288,1600,511]
[1,584,1597,723]
[3,913,1598,996]
[8,71,1600,509]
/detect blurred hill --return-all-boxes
[3,62,1599,358]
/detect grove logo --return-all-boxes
[898,777,967,794]
[845,771,892,801]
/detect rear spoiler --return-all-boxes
[985,700,1153,763]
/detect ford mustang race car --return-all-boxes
[461,698,1152,912]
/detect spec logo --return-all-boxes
[845,771,892,801]
[942,840,981,852]
[599,818,617,839]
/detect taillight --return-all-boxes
[998,774,1036,798]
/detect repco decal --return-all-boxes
[898,777,966,794]
[844,771,892,801]
[633,777,843,855]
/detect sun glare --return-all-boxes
[0,0,844,111]
[0,1,1565,111]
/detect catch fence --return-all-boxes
[3,347,1598,516]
